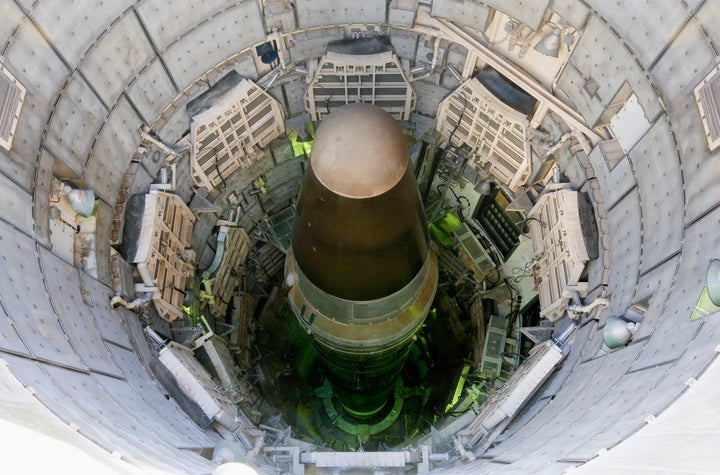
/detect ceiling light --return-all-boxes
[603,315,635,349]
[255,42,278,64]
[474,179,492,195]
[534,28,561,57]
[63,186,95,217]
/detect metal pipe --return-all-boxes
[430,37,441,74]
[139,126,180,158]
[261,69,280,91]
[447,63,462,82]
[542,132,573,160]
[565,297,610,315]
[144,325,167,348]
[110,293,153,310]
[411,64,427,75]
[552,164,561,183]
[552,322,577,347]
[202,230,228,279]
[159,166,169,184]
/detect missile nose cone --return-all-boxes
[311,103,409,199]
[291,104,429,301]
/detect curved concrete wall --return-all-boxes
[0,0,719,473]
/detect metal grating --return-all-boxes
[190,78,285,191]
[452,222,495,278]
[694,64,720,151]
[305,50,415,121]
[439,246,470,282]
[312,451,407,468]
[460,235,484,261]
[207,226,251,319]
[528,188,592,322]
[0,64,26,151]
[475,194,520,259]
[436,78,530,191]
[480,315,507,377]
[130,191,196,322]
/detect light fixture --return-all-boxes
[474,179,492,195]
[255,42,278,64]
[564,32,576,46]
[410,64,427,75]
[707,259,720,306]
[603,315,635,349]
[534,28,562,57]
[518,44,528,59]
[504,20,521,52]
[63,185,96,217]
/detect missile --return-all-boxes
[284,103,438,418]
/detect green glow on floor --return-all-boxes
[445,364,471,412]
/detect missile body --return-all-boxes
[285,104,438,418]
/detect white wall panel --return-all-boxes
[161,2,265,89]
[83,97,140,205]
[296,0,385,28]
[630,118,683,273]
[591,0,689,68]
[651,20,715,104]
[80,13,155,106]
[0,221,85,370]
[588,146,635,210]
[126,58,178,124]
[605,189,642,316]
[44,73,107,176]
[560,16,662,126]
[136,0,237,51]
[431,0,490,32]
[2,20,70,189]
[0,2,24,52]
[28,0,129,67]
[550,0,590,30]
[38,247,122,377]
[0,171,34,235]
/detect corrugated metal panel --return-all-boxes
[694,64,720,151]
[0,64,26,151]
[452,222,496,275]
[313,451,407,467]
[480,315,508,377]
